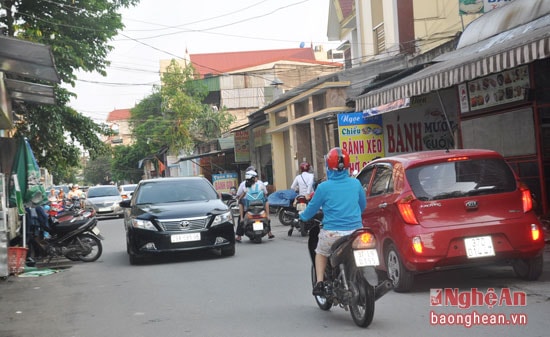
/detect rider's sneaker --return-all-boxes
[312,282,325,296]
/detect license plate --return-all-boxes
[253,221,264,231]
[296,203,307,211]
[171,233,201,243]
[464,236,495,258]
[354,249,380,267]
[98,207,111,212]
[91,227,100,235]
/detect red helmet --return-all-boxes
[326,147,350,171]
[299,162,310,172]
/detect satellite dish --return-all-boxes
[299,42,305,48]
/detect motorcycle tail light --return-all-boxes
[352,231,376,249]
[397,194,419,225]
[246,211,266,220]
[530,223,541,241]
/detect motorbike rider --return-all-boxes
[68,184,83,199]
[290,161,315,198]
[235,168,274,241]
[298,147,366,296]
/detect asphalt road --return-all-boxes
[1,215,549,337]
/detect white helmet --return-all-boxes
[245,171,258,180]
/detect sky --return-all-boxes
[70,0,341,123]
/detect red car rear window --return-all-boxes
[405,158,516,201]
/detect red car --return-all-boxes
[357,149,545,292]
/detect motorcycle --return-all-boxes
[267,189,298,226]
[29,208,104,263]
[242,200,270,243]
[297,215,393,327]
[285,194,313,236]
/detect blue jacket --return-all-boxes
[299,169,366,231]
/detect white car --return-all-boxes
[119,184,137,200]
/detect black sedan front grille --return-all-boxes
[158,217,209,231]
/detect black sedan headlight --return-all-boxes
[131,219,157,231]
[211,211,232,227]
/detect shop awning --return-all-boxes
[0,36,60,83]
[355,14,550,111]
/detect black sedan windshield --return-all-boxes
[135,179,218,204]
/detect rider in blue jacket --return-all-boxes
[299,147,366,296]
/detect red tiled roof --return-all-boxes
[106,108,131,122]
[190,48,318,78]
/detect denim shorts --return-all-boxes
[315,229,356,257]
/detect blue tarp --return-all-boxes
[267,189,297,207]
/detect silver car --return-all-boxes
[85,185,124,218]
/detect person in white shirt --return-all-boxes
[290,162,315,197]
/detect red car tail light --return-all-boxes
[519,184,533,213]
[397,195,419,225]
[531,223,541,241]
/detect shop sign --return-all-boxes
[212,173,239,193]
[383,92,458,155]
[363,97,410,117]
[234,130,250,163]
[338,113,384,172]
[464,65,529,112]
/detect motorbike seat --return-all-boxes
[246,201,265,215]
[49,217,89,234]
[332,234,351,251]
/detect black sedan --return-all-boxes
[120,177,235,265]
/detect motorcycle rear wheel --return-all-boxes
[311,264,332,310]
[74,233,102,262]
[349,269,375,328]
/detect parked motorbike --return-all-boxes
[267,189,297,226]
[296,215,392,327]
[242,200,270,243]
[29,208,104,263]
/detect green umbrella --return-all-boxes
[8,137,48,215]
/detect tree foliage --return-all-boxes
[158,60,236,154]
[83,154,113,185]
[109,61,236,183]
[111,143,147,184]
[0,0,139,183]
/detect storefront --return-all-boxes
[354,4,550,215]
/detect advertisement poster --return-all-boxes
[466,65,529,112]
[212,173,239,193]
[337,113,384,173]
[234,130,250,163]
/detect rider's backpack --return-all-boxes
[244,183,265,209]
